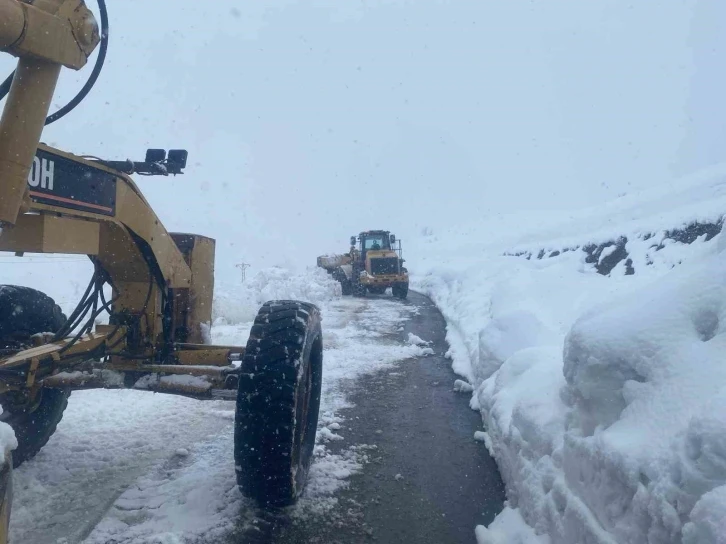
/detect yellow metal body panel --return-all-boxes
[359,273,409,286]
[362,249,408,285]
[174,348,232,366]
[170,233,215,344]
[0,213,99,254]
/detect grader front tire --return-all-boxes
[234,300,323,507]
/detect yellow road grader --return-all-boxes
[0,1,324,540]
[317,230,409,299]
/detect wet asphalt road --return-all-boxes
[232,291,505,544]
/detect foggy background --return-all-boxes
[1,0,724,284]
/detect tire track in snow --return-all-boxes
[9,392,232,544]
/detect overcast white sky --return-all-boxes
[2,0,724,283]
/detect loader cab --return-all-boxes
[356,231,392,261]
[362,235,391,251]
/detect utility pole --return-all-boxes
[236,263,250,283]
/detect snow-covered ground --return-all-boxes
[6,168,726,543]
[7,267,432,543]
[408,167,726,543]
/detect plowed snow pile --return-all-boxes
[408,168,726,543]
[213,265,342,326]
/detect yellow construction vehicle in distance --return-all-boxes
[318,230,409,299]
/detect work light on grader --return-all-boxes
[0,1,324,540]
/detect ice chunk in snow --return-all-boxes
[318,426,343,442]
[453,379,474,393]
[407,332,430,345]
[475,507,550,544]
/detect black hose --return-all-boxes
[45,0,108,125]
[52,272,97,341]
[0,0,109,125]
[0,73,12,101]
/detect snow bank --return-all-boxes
[475,506,550,544]
[561,237,726,543]
[409,171,726,543]
[212,265,340,325]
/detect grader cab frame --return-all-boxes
[0,1,324,540]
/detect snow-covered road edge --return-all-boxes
[410,194,726,543]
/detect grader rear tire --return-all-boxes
[0,285,70,468]
[234,300,323,507]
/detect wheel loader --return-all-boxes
[0,1,324,540]
[317,230,409,299]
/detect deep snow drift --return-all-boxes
[408,168,726,543]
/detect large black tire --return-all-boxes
[0,285,70,468]
[332,268,352,296]
[0,285,66,350]
[351,262,366,297]
[3,388,70,467]
[392,282,409,299]
[235,300,323,507]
